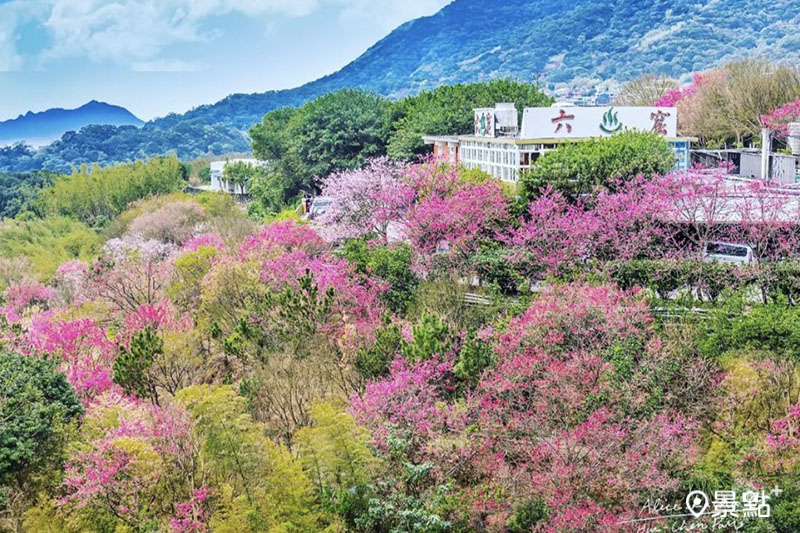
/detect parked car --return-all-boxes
[307,196,332,220]
[703,241,755,264]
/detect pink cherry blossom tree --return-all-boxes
[318,157,415,243]
[89,236,179,315]
[406,180,510,273]
[61,392,196,525]
[471,284,697,530]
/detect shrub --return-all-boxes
[0,216,101,280]
[40,157,187,227]
[519,130,675,202]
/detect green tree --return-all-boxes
[386,79,553,159]
[294,403,379,529]
[222,160,260,188]
[176,385,323,531]
[39,156,187,227]
[250,90,390,204]
[519,130,676,202]
[113,327,164,402]
[0,352,82,521]
[339,239,418,315]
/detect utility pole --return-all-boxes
[761,127,771,180]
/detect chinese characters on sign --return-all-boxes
[631,486,783,532]
[651,110,671,135]
[551,109,575,134]
[521,106,677,139]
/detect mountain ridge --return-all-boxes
[154,0,800,132]
[4,0,800,172]
[0,101,143,147]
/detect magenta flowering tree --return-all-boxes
[591,176,670,261]
[654,73,704,107]
[470,284,697,530]
[761,97,800,137]
[0,282,55,322]
[61,392,196,525]
[652,165,736,257]
[350,354,468,468]
[651,165,800,261]
[122,301,193,340]
[504,187,599,277]
[406,180,510,272]
[25,315,119,403]
[182,233,225,253]
[170,487,214,533]
[239,220,326,259]
[761,402,800,473]
[730,179,800,262]
[259,250,387,350]
[403,156,463,200]
[506,178,670,279]
[318,157,415,243]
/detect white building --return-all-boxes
[424,103,694,183]
[209,158,267,195]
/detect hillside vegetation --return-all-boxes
[4,0,800,173]
[2,71,800,530]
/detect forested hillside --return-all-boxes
[3,0,800,173]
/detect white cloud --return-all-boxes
[5,0,452,72]
[0,0,50,70]
[39,0,319,68]
[0,19,23,71]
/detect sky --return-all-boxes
[0,0,452,121]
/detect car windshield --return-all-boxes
[706,243,748,257]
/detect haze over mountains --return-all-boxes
[0,101,143,148]
[4,0,800,172]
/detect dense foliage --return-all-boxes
[0,171,55,218]
[0,351,82,524]
[2,150,800,532]
[40,157,188,227]
[249,81,549,210]
[518,130,676,201]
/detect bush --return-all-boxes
[519,130,675,202]
[0,351,82,510]
[606,259,753,300]
[0,217,101,280]
[39,156,187,227]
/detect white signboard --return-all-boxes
[474,108,495,137]
[520,106,677,139]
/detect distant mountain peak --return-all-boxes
[0,101,143,147]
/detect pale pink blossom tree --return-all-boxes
[318,157,415,243]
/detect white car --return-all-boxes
[307,197,332,220]
[703,241,755,264]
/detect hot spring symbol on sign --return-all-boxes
[600,107,623,133]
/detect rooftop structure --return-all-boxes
[693,149,798,184]
[208,158,266,195]
[424,103,694,183]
